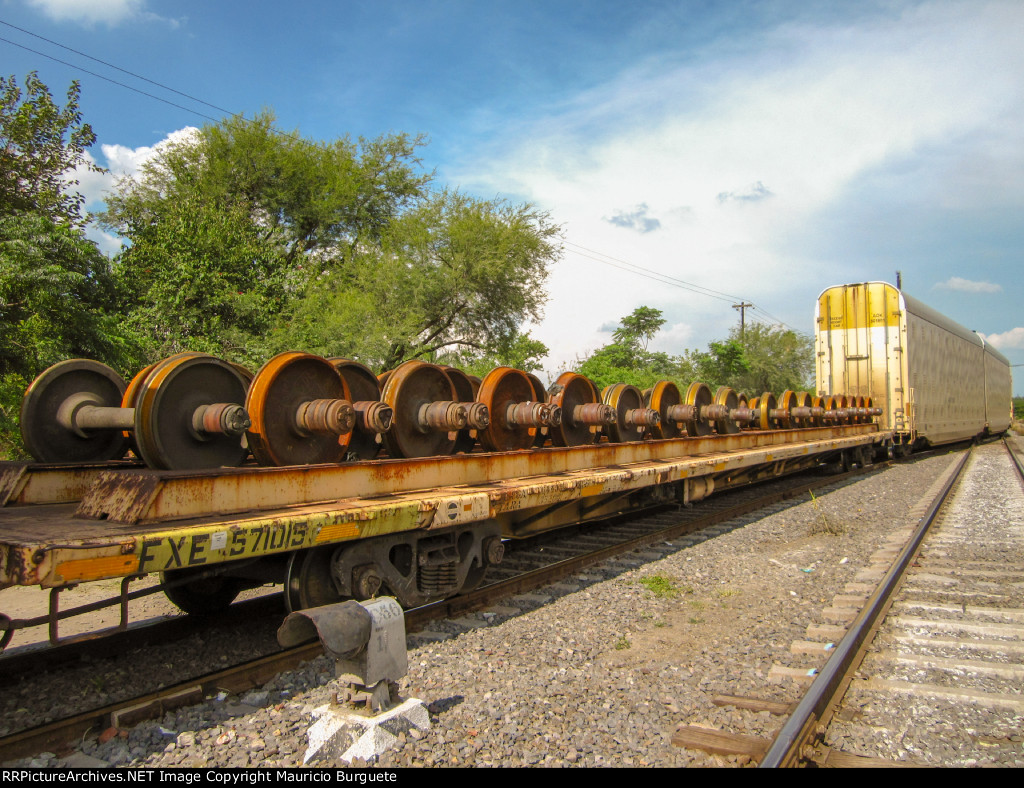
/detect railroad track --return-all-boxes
[0,459,886,764]
[671,438,1023,767]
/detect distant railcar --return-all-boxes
[815,281,1012,451]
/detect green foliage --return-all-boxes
[1,72,103,225]
[576,306,678,390]
[638,574,681,599]
[275,190,559,370]
[0,75,138,458]
[101,114,559,372]
[1013,397,1024,421]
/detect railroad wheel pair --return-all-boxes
[21,354,250,470]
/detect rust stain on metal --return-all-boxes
[0,464,27,506]
[75,471,164,523]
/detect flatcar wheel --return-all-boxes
[20,359,129,463]
[811,395,827,427]
[442,365,481,454]
[382,361,470,459]
[477,367,544,452]
[284,546,344,614]
[756,391,778,430]
[330,358,387,460]
[527,372,550,447]
[548,372,611,447]
[713,387,741,434]
[134,354,251,470]
[603,383,655,443]
[161,568,245,616]
[246,352,354,467]
[684,382,714,437]
[645,380,683,439]
[774,390,798,429]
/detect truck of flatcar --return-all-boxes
[815,281,1012,451]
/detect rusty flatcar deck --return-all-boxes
[0,426,885,588]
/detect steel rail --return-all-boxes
[758,446,972,768]
[1004,436,1024,485]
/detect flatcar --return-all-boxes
[815,281,1012,453]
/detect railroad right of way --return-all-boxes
[3,448,964,768]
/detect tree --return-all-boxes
[576,306,678,390]
[679,324,813,394]
[1,72,103,225]
[613,305,665,352]
[0,74,138,457]
[277,190,560,370]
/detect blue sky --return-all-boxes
[3,0,1023,392]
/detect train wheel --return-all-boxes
[775,390,798,429]
[547,372,614,447]
[756,391,778,430]
[246,352,354,467]
[683,382,714,437]
[713,387,741,434]
[477,367,542,452]
[645,380,684,439]
[329,358,387,460]
[603,383,655,443]
[527,372,551,448]
[441,366,482,454]
[381,361,487,459]
[161,568,246,616]
[20,359,129,463]
[134,354,251,470]
[283,546,346,614]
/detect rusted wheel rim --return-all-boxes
[330,358,385,460]
[645,380,683,439]
[776,390,798,429]
[441,365,480,455]
[20,359,128,463]
[757,391,777,430]
[246,352,352,467]
[526,372,550,448]
[548,372,600,447]
[381,360,458,458]
[603,382,646,443]
[135,354,249,470]
[477,366,538,452]
[684,382,714,437]
[713,386,741,434]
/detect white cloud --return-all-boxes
[983,327,1024,350]
[447,1,1024,372]
[27,0,181,27]
[933,277,1002,294]
[71,126,200,210]
[68,127,199,254]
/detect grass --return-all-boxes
[808,489,845,536]
[638,574,687,599]
[614,635,631,650]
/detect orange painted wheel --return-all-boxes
[603,383,654,443]
[441,366,481,454]
[684,382,714,437]
[477,367,542,452]
[330,358,386,460]
[713,387,741,434]
[548,372,609,447]
[644,380,683,439]
[381,361,461,459]
[135,354,250,470]
[756,391,777,430]
[246,352,353,467]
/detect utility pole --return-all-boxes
[732,302,752,340]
